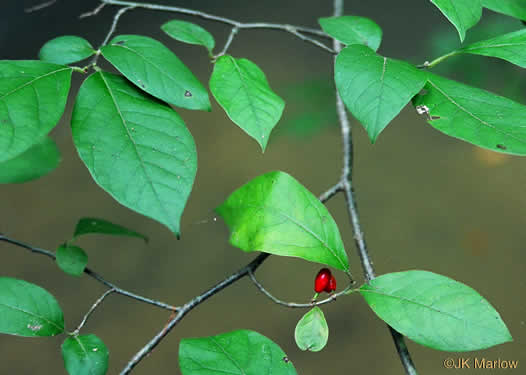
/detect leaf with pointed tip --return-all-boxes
[161,20,215,52]
[73,217,148,242]
[72,71,197,236]
[360,270,512,351]
[179,330,297,375]
[101,35,210,111]
[0,277,64,337]
[0,136,60,184]
[430,0,482,42]
[413,72,526,155]
[0,60,71,162]
[39,36,95,65]
[334,45,426,142]
[209,55,285,152]
[56,245,88,277]
[295,307,329,352]
[319,16,382,51]
[62,334,109,375]
[483,0,526,21]
[216,171,349,271]
[459,29,526,68]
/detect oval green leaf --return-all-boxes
[56,245,88,277]
[360,270,512,351]
[294,307,329,352]
[483,0,526,21]
[334,44,426,143]
[209,55,285,152]
[216,171,349,271]
[179,330,297,375]
[39,36,95,65]
[431,0,482,42]
[413,72,526,155]
[0,60,72,162]
[319,15,382,51]
[62,334,109,375]
[161,20,215,52]
[72,71,197,236]
[0,277,64,337]
[0,136,60,184]
[459,29,526,68]
[73,217,148,242]
[100,35,210,111]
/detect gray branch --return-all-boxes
[0,235,178,311]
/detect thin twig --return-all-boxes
[120,253,270,374]
[24,0,57,13]
[248,270,355,308]
[332,1,418,374]
[73,288,116,334]
[100,5,136,47]
[0,235,178,311]
[319,182,343,203]
[79,2,106,19]
[87,0,332,53]
[216,26,239,58]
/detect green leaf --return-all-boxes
[39,36,95,65]
[62,334,109,375]
[179,330,297,375]
[56,245,88,277]
[100,35,210,111]
[430,0,483,42]
[0,60,72,162]
[161,20,215,52]
[216,171,349,271]
[0,277,64,337]
[0,136,60,183]
[483,0,526,21]
[459,29,526,68]
[72,71,197,236]
[319,15,383,51]
[334,45,426,142]
[73,217,148,242]
[209,55,285,152]
[294,307,329,352]
[360,270,512,351]
[412,72,526,155]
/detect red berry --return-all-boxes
[325,274,337,293]
[314,268,331,293]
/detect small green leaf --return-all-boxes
[413,72,526,155]
[39,36,95,65]
[62,334,109,375]
[483,0,526,21]
[319,15,383,51]
[360,270,512,351]
[334,45,426,142]
[294,307,329,352]
[179,330,297,375]
[430,0,483,42]
[210,55,285,152]
[101,35,210,111]
[0,136,60,184]
[0,277,64,337]
[161,20,215,52]
[459,29,526,68]
[216,171,349,271]
[72,71,197,237]
[73,217,148,242]
[0,60,72,162]
[56,245,88,277]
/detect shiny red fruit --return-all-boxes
[314,268,332,293]
[326,274,337,293]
